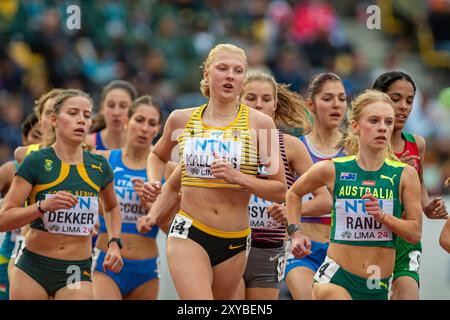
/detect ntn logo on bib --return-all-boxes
[334,198,393,241]
[183,138,242,178]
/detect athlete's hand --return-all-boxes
[424,197,448,219]
[268,203,287,226]
[40,191,78,212]
[103,243,123,273]
[91,220,100,238]
[398,150,419,167]
[290,232,311,258]
[362,193,384,223]
[140,180,161,203]
[211,152,239,184]
[137,214,157,234]
[131,177,146,198]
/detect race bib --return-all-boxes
[168,214,193,240]
[43,196,99,236]
[334,198,394,241]
[11,235,25,260]
[183,136,242,179]
[248,194,283,229]
[10,228,21,242]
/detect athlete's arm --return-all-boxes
[0,176,77,231]
[100,180,123,273]
[284,134,332,216]
[100,181,121,240]
[225,111,286,203]
[143,110,189,201]
[383,165,422,244]
[0,161,16,195]
[286,160,335,227]
[414,135,448,219]
[13,145,28,165]
[439,218,450,253]
[147,110,187,181]
[286,160,334,258]
[138,165,181,234]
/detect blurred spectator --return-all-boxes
[427,0,450,53]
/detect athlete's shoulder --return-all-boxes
[14,145,28,163]
[332,155,356,163]
[283,133,307,152]
[25,146,53,160]
[91,148,111,160]
[14,143,41,164]
[84,149,109,164]
[248,107,275,128]
[401,164,420,183]
[167,107,199,128]
[412,133,426,152]
[384,157,407,168]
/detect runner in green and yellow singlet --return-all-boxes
[285,90,423,300]
[0,89,123,300]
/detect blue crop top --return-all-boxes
[99,149,159,238]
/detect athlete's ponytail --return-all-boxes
[243,70,311,133]
[342,90,398,161]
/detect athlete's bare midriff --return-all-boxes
[180,186,251,231]
[327,243,395,278]
[96,232,158,260]
[301,222,331,243]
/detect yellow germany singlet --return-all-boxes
[178,103,259,190]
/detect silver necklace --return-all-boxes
[53,146,79,161]
[211,104,240,117]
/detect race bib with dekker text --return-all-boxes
[334,198,394,241]
[43,195,99,236]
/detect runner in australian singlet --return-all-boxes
[330,156,404,244]
[311,155,407,300]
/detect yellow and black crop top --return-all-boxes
[178,103,259,190]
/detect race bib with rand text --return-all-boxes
[334,198,394,241]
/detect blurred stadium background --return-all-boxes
[0,0,449,299]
